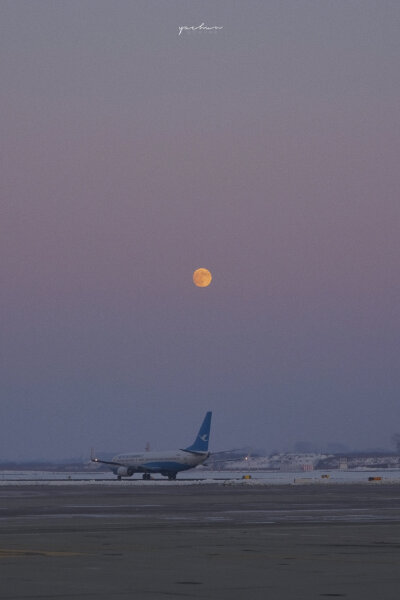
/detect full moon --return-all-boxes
[193,268,212,288]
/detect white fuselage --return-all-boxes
[112,449,208,476]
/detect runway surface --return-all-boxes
[1,483,400,599]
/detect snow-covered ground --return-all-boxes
[226,453,328,470]
[0,469,399,486]
[217,453,400,471]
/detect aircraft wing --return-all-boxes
[207,448,250,463]
[210,448,247,456]
[91,457,124,467]
[90,449,124,467]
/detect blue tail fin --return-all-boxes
[184,411,212,453]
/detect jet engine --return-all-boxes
[115,466,134,477]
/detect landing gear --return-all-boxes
[142,473,151,480]
[117,475,122,481]
[167,473,177,480]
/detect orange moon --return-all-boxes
[193,268,212,288]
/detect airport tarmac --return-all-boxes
[1,483,400,599]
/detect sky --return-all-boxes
[1,1,399,460]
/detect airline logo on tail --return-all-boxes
[183,411,212,454]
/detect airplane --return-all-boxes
[91,411,212,480]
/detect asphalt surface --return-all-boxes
[1,483,400,599]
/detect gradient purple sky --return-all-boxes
[1,1,399,460]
